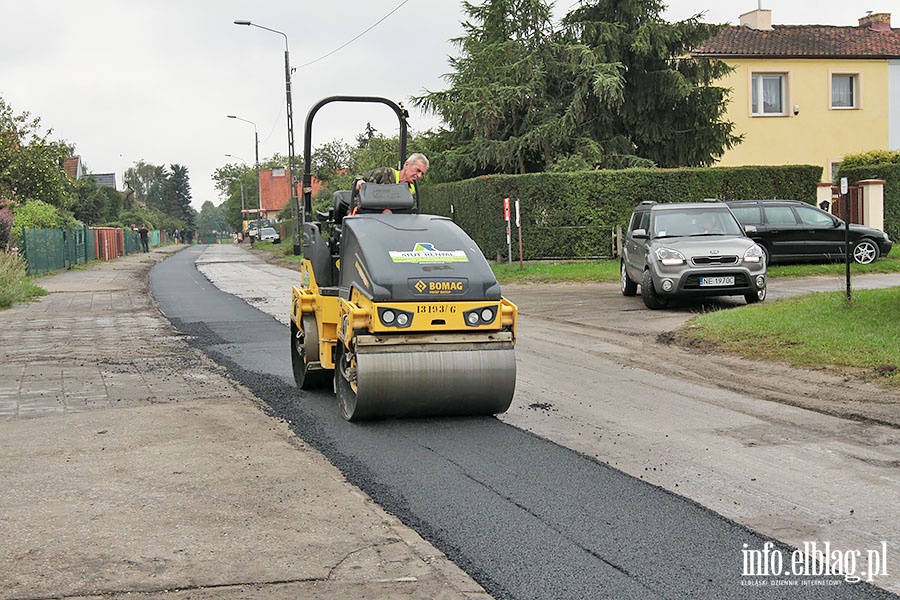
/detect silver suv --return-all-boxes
[621,201,767,309]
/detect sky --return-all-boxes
[1,0,895,210]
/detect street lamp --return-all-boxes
[233,19,301,255]
[227,115,263,242]
[224,153,247,215]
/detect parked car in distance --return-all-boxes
[725,199,892,265]
[621,201,767,309]
[258,227,281,243]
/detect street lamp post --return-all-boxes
[227,115,263,242]
[234,20,301,255]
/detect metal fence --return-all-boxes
[21,226,160,276]
[21,225,96,276]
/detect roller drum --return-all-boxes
[340,342,516,420]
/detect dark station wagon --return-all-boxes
[726,200,893,265]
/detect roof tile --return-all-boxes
[695,24,900,59]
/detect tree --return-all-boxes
[123,160,195,231]
[413,0,624,177]
[412,0,740,176]
[72,176,123,225]
[311,139,352,184]
[166,163,194,228]
[562,0,740,167]
[124,160,166,207]
[0,97,76,210]
[212,161,257,232]
[196,200,227,235]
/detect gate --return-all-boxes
[830,185,863,224]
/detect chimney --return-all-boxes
[858,12,892,30]
[740,9,773,31]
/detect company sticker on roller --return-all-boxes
[389,243,469,264]
[410,278,469,295]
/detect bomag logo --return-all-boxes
[412,278,467,295]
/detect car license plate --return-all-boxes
[699,276,734,287]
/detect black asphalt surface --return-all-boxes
[150,246,897,600]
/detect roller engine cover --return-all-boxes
[339,213,502,302]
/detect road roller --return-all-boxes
[290,96,518,421]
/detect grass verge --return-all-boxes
[0,252,47,310]
[676,287,900,387]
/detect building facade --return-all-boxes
[695,10,900,182]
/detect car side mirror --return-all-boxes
[743,224,757,234]
[632,228,648,239]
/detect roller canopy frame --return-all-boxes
[302,96,409,221]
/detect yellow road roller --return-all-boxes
[290,96,518,420]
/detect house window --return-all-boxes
[831,74,859,108]
[751,73,786,116]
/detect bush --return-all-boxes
[420,165,822,260]
[837,162,900,242]
[0,207,11,250]
[841,150,900,169]
[0,251,46,309]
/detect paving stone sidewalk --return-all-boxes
[0,245,489,599]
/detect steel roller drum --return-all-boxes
[349,342,516,420]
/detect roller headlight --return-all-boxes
[464,305,498,327]
[377,307,412,328]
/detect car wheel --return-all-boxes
[641,269,667,310]
[621,262,638,296]
[744,286,766,304]
[852,239,880,265]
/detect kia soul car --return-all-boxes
[726,199,892,265]
[621,201,767,309]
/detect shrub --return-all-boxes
[420,165,822,260]
[841,150,900,169]
[0,208,11,250]
[837,162,900,242]
[0,251,46,309]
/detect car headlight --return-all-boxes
[743,244,765,263]
[654,247,686,266]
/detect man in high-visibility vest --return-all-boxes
[354,153,429,196]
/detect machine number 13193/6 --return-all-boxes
[416,304,458,314]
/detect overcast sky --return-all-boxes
[1,0,894,210]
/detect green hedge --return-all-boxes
[420,165,822,260]
[837,163,900,243]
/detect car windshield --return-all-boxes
[652,209,744,238]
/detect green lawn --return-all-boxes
[490,246,900,285]
[677,287,900,387]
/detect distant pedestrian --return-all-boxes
[138,224,150,253]
[173,229,180,244]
